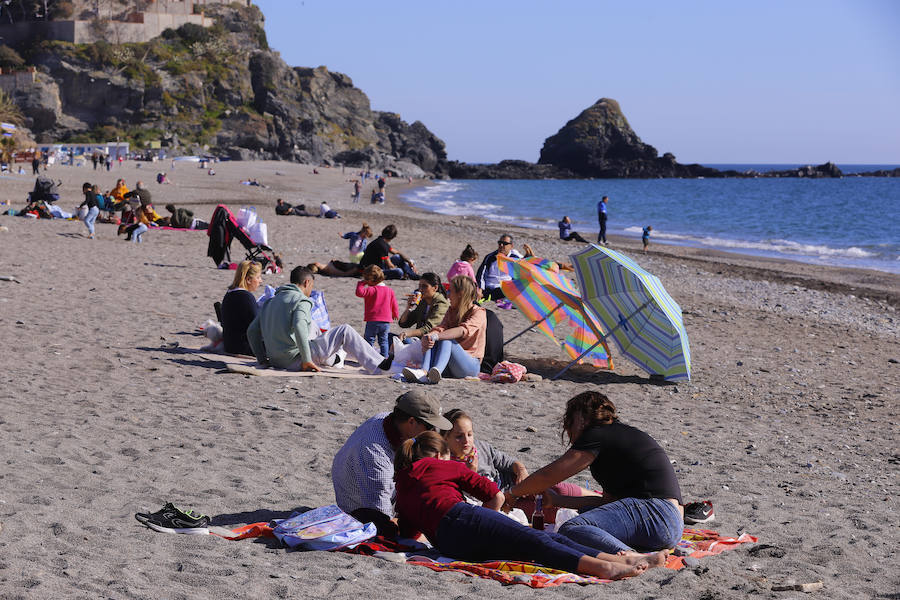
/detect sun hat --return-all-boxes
[395,390,452,430]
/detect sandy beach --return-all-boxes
[0,160,897,599]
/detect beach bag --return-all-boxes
[309,290,331,332]
[248,221,268,246]
[480,308,504,373]
[272,505,376,551]
[489,360,527,383]
[236,206,258,229]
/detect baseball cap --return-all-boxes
[395,390,452,430]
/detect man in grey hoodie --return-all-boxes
[247,265,390,374]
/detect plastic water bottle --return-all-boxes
[532,494,544,530]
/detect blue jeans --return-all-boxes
[436,503,599,573]
[363,321,390,357]
[132,223,149,243]
[558,497,683,554]
[422,339,481,378]
[84,206,99,235]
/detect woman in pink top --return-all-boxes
[402,275,486,384]
[446,244,478,286]
[356,265,399,357]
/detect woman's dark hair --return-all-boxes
[460,244,478,262]
[381,224,398,240]
[419,272,448,298]
[394,431,447,473]
[562,391,617,444]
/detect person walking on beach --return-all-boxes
[352,179,361,203]
[597,196,609,245]
[642,225,652,253]
[331,389,452,537]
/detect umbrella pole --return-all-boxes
[551,299,652,380]
[503,302,564,346]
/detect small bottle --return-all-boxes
[410,290,422,306]
[532,494,544,530]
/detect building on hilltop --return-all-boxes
[0,0,250,46]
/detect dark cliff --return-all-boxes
[7,3,447,176]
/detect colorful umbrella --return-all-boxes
[567,244,691,382]
[498,255,612,369]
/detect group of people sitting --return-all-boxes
[73,178,205,241]
[330,389,682,579]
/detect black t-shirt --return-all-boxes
[221,288,258,355]
[360,236,392,269]
[572,421,682,504]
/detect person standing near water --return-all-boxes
[597,196,609,245]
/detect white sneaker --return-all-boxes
[402,367,425,383]
[427,367,442,384]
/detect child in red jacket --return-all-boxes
[393,432,664,580]
[356,265,399,357]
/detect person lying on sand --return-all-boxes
[306,260,362,278]
[393,431,661,579]
[275,198,311,216]
[246,265,391,374]
[331,389,451,538]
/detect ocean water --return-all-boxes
[400,167,900,274]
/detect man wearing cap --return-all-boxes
[331,390,451,537]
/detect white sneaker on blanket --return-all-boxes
[402,367,426,383]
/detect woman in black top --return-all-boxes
[221,261,263,355]
[507,391,683,554]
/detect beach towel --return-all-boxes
[216,523,756,587]
[185,350,388,379]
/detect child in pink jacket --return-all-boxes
[356,265,399,357]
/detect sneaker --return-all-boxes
[683,500,715,524]
[426,367,442,384]
[135,502,211,534]
[402,367,425,383]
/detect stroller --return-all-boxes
[207,205,281,273]
[28,176,62,203]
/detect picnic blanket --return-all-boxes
[213,523,756,588]
[187,350,388,379]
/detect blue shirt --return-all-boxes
[598,200,607,216]
[342,231,368,254]
[642,227,651,240]
[558,220,572,239]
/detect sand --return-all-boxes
[0,160,897,599]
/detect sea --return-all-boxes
[400,164,900,274]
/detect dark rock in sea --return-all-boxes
[852,167,900,177]
[756,162,843,178]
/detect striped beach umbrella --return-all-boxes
[568,244,691,381]
[498,255,612,369]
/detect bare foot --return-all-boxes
[617,550,668,569]
[580,556,647,579]
[606,561,647,580]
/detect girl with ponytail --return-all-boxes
[393,432,662,579]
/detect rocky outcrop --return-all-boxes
[9,2,447,177]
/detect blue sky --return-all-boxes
[254,0,900,165]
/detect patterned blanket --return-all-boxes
[216,523,756,588]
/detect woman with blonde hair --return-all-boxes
[220,260,263,355]
[402,275,486,384]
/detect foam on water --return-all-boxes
[402,177,900,273]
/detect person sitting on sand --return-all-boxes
[447,244,478,286]
[402,275,486,384]
[123,181,152,207]
[506,392,684,555]
[331,389,452,537]
[221,260,263,355]
[306,260,362,278]
[275,198,311,216]
[360,224,419,280]
[559,216,589,243]
[109,178,130,210]
[393,431,660,579]
[319,201,340,218]
[341,223,373,262]
[246,265,392,374]
[475,233,525,301]
[441,408,596,526]
[396,273,449,342]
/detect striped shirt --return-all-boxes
[331,413,396,517]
